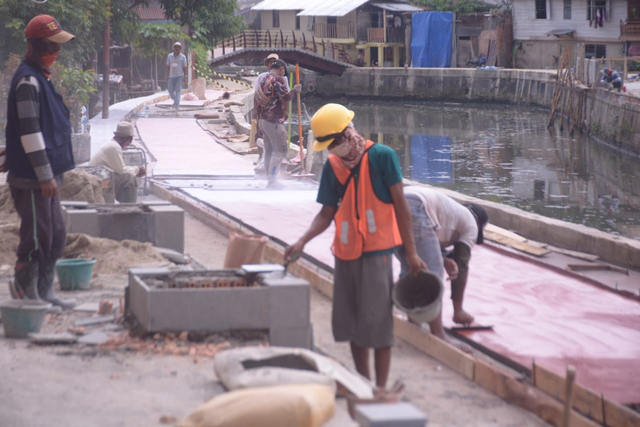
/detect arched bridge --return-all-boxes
[209,47,354,75]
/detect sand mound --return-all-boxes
[64,233,166,275]
[0,184,18,223]
[60,169,105,203]
[0,223,20,267]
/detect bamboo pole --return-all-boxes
[287,71,293,150]
[296,64,305,173]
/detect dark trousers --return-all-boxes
[10,186,66,264]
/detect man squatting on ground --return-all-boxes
[1,15,77,309]
[252,53,288,173]
[396,186,488,340]
[255,59,301,186]
[89,122,146,203]
[285,104,426,390]
[165,41,187,110]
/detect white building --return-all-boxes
[512,0,640,68]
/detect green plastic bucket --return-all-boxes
[56,258,96,291]
[0,300,51,338]
[393,270,444,324]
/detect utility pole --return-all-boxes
[102,1,110,119]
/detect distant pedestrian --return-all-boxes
[256,60,301,187]
[89,122,146,203]
[165,41,187,111]
[3,14,77,309]
[285,103,426,391]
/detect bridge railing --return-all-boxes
[313,23,355,39]
[215,30,354,63]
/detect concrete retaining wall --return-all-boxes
[307,67,640,154]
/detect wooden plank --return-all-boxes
[485,223,528,242]
[603,398,640,427]
[393,317,475,380]
[476,359,602,427]
[567,263,629,275]
[533,362,604,423]
[484,231,551,257]
[546,245,600,262]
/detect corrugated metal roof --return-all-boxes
[371,3,424,12]
[251,0,311,11]
[134,0,168,21]
[296,0,370,17]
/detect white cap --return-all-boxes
[173,41,182,48]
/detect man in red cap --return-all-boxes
[0,15,77,309]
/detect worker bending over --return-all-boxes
[601,67,622,92]
[285,104,426,391]
[397,186,488,338]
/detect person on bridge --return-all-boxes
[397,186,489,339]
[2,14,77,309]
[285,103,426,392]
[256,59,301,187]
[601,67,622,92]
[165,41,187,111]
[89,122,146,203]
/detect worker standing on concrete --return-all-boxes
[601,67,622,92]
[257,60,301,187]
[89,122,146,203]
[3,15,77,309]
[165,42,187,111]
[398,186,488,334]
[285,104,426,391]
[253,53,289,90]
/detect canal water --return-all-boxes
[303,99,640,240]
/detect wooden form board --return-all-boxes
[484,230,551,257]
[533,362,604,423]
[151,182,640,427]
[393,317,475,380]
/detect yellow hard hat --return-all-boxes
[311,103,355,152]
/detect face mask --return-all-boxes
[328,140,351,158]
[40,51,59,68]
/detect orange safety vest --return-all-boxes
[329,140,403,261]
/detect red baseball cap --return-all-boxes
[25,15,75,44]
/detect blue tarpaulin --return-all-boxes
[411,135,452,183]
[411,12,453,68]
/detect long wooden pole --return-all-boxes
[102,1,110,118]
[295,64,304,172]
[287,71,293,150]
[563,366,577,427]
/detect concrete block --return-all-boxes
[354,402,427,427]
[71,133,91,164]
[78,330,110,345]
[65,209,99,235]
[223,288,271,329]
[265,276,310,328]
[149,205,184,253]
[270,325,312,349]
[98,209,154,244]
[140,200,171,207]
[61,201,89,209]
[128,267,172,278]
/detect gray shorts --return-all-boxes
[332,253,395,348]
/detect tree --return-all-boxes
[136,23,185,87]
[409,0,492,14]
[0,0,140,67]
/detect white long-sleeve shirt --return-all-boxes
[89,140,139,176]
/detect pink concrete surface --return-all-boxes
[185,186,640,405]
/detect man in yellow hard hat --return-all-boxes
[285,103,426,391]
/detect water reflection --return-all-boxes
[309,100,640,240]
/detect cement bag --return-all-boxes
[178,384,335,427]
[192,77,207,100]
[223,232,269,268]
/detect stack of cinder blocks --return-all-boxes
[127,268,312,349]
[62,200,184,253]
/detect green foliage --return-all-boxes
[160,0,245,48]
[0,0,139,66]
[52,66,98,107]
[0,54,23,144]
[409,0,492,13]
[191,40,210,79]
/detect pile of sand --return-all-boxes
[64,233,166,275]
[0,223,19,267]
[60,169,105,203]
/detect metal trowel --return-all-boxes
[282,252,301,276]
